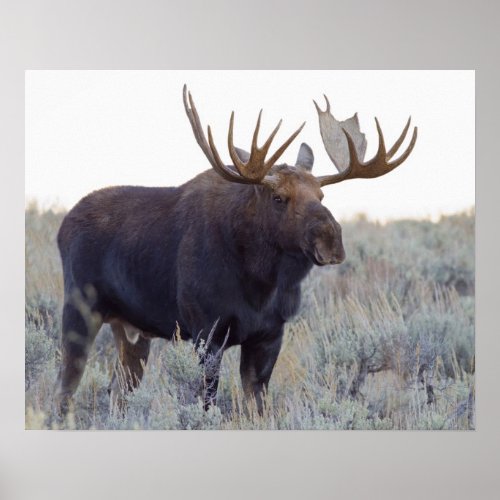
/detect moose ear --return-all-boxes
[295,143,314,171]
[234,147,250,163]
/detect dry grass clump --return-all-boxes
[25,206,475,430]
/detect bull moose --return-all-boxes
[55,85,417,415]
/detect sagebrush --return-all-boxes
[25,203,475,430]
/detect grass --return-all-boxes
[25,203,475,430]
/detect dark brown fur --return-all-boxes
[55,150,345,414]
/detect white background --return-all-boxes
[26,70,474,221]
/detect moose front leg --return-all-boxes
[240,331,283,414]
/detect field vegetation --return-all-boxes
[25,203,475,430]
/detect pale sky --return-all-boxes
[25,70,474,221]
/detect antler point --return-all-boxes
[323,94,331,113]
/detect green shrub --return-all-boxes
[25,320,55,390]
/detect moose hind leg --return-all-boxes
[240,332,283,414]
[109,321,151,415]
[55,301,103,416]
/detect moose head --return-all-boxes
[183,85,417,269]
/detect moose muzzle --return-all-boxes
[305,215,345,266]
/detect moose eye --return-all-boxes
[273,194,285,204]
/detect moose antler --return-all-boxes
[183,85,305,185]
[314,95,418,186]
